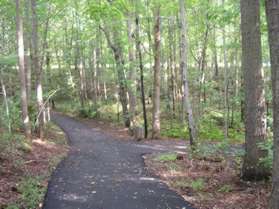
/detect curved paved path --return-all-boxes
[43,114,194,209]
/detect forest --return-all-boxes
[0,0,279,208]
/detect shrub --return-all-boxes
[258,139,273,170]
[155,153,178,162]
[191,178,205,191]
[18,177,45,209]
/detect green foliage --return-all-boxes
[79,106,97,119]
[18,177,45,209]
[160,109,244,143]
[161,122,188,138]
[0,95,39,132]
[0,132,26,161]
[5,204,20,209]
[155,153,178,162]
[88,0,129,21]
[0,55,17,65]
[258,140,273,170]
[218,184,232,193]
[191,178,205,191]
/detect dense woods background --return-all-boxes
[1,0,279,208]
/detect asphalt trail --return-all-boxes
[43,113,194,209]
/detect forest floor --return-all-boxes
[0,123,69,209]
[79,116,271,209]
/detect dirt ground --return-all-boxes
[145,153,270,209]
[0,124,69,209]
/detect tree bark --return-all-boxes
[151,7,161,139]
[127,13,137,128]
[101,26,131,128]
[241,0,268,180]
[31,0,44,139]
[168,17,176,120]
[265,0,279,207]
[135,16,148,139]
[222,0,229,140]
[16,0,31,138]
[0,68,11,133]
[179,0,197,146]
[24,0,32,100]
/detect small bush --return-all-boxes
[191,178,205,191]
[155,153,178,162]
[18,177,45,209]
[258,140,273,170]
[5,204,20,209]
[218,184,232,193]
[79,107,96,118]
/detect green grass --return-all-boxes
[160,110,245,144]
[155,153,178,162]
[18,177,46,209]
[5,204,20,209]
[218,184,233,193]
[191,178,206,191]
[171,178,206,192]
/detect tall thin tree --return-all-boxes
[135,14,148,138]
[240,0,268,180]
[179,0,197,146]
[31,0,44,139]
[265,0,279,207]
[151,6,161,139]
[16,0,31,138]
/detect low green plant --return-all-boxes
[166,162,181,172]
[155,153,178,162]
[5,204,20,209]
[191,178,205,191]
[79,106,97,118]
[161,122,188,138]
[191,143,218,159]
[171,179,189,188]
[258,139,273,170]
[218,184,232,193]
[18,177,45,209]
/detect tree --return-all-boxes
[31,0,44,138]
[240,0,268,180]
[179,0,197,146]
[222,0,229,140]
[135,14,148,138]
[16,0,31,138]
[101,25,131,128]
[151,6,161,139]
[265,0,279,207]
[127,11,137,128]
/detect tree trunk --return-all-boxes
[222,0,229,140]
[16,0,31,138]
[168,17,176,120]
[241,0,268,180]
[265,0,279,207]
[135,16,148,139]
[24,0,32,100]
[101,26,130,128]
[152,7,161,139]
[179,0,197,146]
[213,27,219,78]
[31,0,44,139]
[199,22,209,105]
[95,26,102,101]
[127,14,137,128]
[0,68,11,133]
